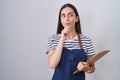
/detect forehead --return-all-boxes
[61,7,74,14]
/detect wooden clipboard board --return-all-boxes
[73,50,110,74]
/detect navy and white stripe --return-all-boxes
[47,34,95,56]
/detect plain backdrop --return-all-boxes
[0,0,120,80]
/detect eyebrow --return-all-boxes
[61,12,75,15]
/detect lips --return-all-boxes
[62,22,72,27]
[64,23,71,25]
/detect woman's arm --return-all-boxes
[48,27,71,69]
[48,35,66,69]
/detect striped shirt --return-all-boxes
[47,34,95,56]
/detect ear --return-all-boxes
[76,16,79,22]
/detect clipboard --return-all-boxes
[73,50,110,74]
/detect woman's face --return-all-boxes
[60,7,78,29]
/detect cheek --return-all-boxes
[61,19,66,26]
[60,18,63,23]
[60,20,65,27]
[70,19,77,25]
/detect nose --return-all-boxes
[65,15,69,21]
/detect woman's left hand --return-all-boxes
[77,62,91,72]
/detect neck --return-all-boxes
[67,29,77,40]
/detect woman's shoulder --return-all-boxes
[48,34,61,40]
[80,34,91,40]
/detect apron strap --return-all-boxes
[77,33,83,49]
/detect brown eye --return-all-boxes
[68,12,75,18]
[61,14,65,18]
[69,14,74,17]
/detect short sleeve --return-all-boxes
[85,39,95,56]
[82,35,95,56]
[46,36,56,54]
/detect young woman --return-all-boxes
[47,3,95,80]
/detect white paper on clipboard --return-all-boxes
[73,50,110,74]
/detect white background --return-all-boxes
[0,0,120,80]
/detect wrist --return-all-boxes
[61,34,66,40]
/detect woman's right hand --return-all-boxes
[61,27,70,38]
